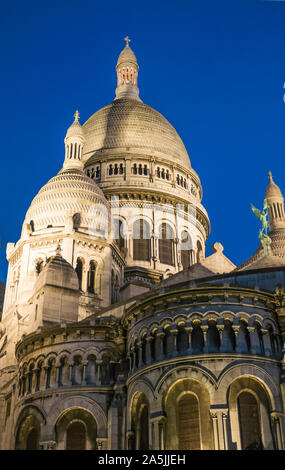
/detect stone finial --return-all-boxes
[73,110,80,122]
[211,242,224,254]
[56,242,62,256]
[269,170,273,182]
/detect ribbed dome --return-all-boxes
[266,177,283,199]
[82,98,191,169]
[117,45,138,68]
[24,168,109,232]
[65,120,84,139]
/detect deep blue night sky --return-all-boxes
[1,0,285,283]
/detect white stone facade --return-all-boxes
[1,39,285,451]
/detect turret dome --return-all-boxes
[116,38,138,68]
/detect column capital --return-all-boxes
[39,440,56,450]
[232,325,240,336]
[145,335,153,343]
[247,326,255,334]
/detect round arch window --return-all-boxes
[66,421,86,450]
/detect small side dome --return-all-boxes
[32,247,80,325]
[34,251,79,292]
[116,42,138,69]
[65,110,84,139]
[266,171,283,199]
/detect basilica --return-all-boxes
[1,38,285,451]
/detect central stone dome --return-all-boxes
[82,98,191,169]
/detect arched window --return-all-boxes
[111,270,120,304]
[72,213,81,230]
[179,231,192,269]
[75,258,83,290]
[177,394,201,450]
[197,240,203,262]
[114,219,125,251]
[138,405,149,450]
[238,392,262,449]
[159,223,174,266]
[66,421,86,450]
[131,393,149,450]
[36,259,44,274]
[133,219,151,261]
[26,428,39,450]
[191,323,204,353]
[87,261,96,294]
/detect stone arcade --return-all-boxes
[1,38,285,450]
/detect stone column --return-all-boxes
[126,431,135,450]
[247,326,257,354]
[270,412,284,450]
[169,326,178,356]
[232,324,241,353]
[82,267,88,293]
[32,368,38,392]
[137,341,143,368]
[101,160,108,181]
[201,324,209,353]
[145,336,153,364]
[155,330,165,361]
[96,360,103,384]
[69,361,74,384]
[210,408,229,450]
[150,415,166,450]
[82,360,88,385]
[43,365,49,389]
[261,328,272,357]
[185,325,193,353]
[125,157,132,183]
[55,365,60,387]
[130,346,136,372]
[215,324,224,352]
[158,418,166,450]
[210,411,219,449]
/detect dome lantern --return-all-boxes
[63,110,86,170]
[266,171,285,230]
[114,37,141,102]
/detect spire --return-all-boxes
[114,37,141,102]
[265,171,285,230]
[55,241,62,256]
[63,110,85,170]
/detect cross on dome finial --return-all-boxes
[56,241,62,256]
[74,110,80,122]
[124,36,131,47]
